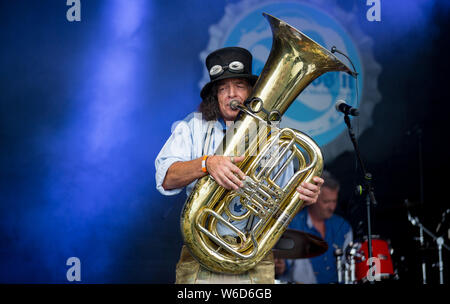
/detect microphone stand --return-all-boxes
[415,127,424,207]
[419,222,427,284]
[343,114,377,283]
[416,127,427,283]
[406,125,429,283]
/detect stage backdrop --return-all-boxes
[1,0,449,283]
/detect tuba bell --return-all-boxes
[181,13,355,274]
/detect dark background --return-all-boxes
[0,0,449,283]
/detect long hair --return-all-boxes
[198,78,254,121]
[198,82,221,121]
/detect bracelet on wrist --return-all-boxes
[201,155,210,173]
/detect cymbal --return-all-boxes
[272,229,328,259]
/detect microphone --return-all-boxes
[335,99,359,116]
[230,99,240,110]
[331,46,359,78]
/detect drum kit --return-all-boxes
[273,229,398,284]
[334,235,397,284]
[274,209,450,284]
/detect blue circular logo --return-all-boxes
[220,2,363,147]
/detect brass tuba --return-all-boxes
[181,13,355,274]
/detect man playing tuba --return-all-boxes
[155,47,324,284]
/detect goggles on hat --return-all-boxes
[209,61,245,77]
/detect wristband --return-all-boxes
[201,155,209,173]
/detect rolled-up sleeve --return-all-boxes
[155,121,193,196]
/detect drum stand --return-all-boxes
[407,212,450,284]
[347,243,360,283]
[335,242,362,284]
[343,114,378,283]
[334,246,344,284]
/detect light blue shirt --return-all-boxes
[155,111,294,235]
[155,112,225,197]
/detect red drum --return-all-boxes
[355,236,394,282]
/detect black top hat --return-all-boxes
[200,47,259,99]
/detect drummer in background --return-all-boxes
[275,170,353,284]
